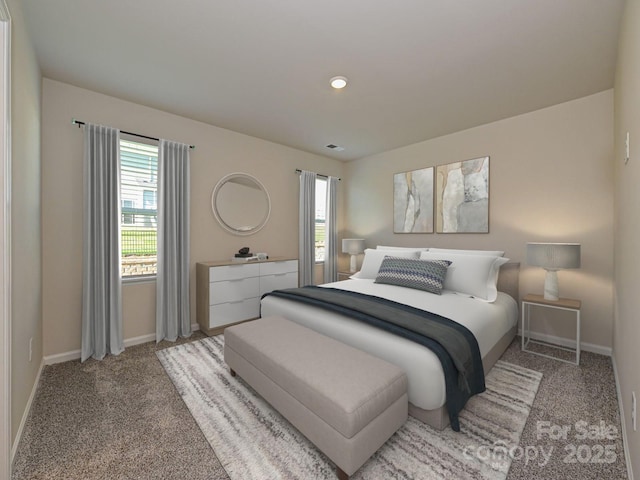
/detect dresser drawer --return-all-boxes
[260,260,298,276]
[209,298,260,329]
[209,277,259,305]
[259,271,299,297]
[210,263,260,282]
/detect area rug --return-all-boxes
[157,336,542,480]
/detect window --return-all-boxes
[315,178,327,262]
[122,199,134,225]
[120,139,158,277]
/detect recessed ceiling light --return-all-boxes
[330,76,348,89]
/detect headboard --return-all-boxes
[497,262,520,301]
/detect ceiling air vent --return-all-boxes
[326,144,345,152]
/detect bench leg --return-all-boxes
[336,467,349,480]
[230,368,236,377]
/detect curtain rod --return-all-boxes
[72,119,195,149]
[295,169,341,181]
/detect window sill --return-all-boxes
[122,275,156,285]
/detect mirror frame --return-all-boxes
[211,172,271,236]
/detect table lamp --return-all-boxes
[526,242,581,301]
[342,239,365,273]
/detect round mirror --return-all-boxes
[211,173,271,235]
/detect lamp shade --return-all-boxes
[526,243,581,270]
[342,238,365,255]
[527,242,580,300]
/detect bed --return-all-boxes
[260,247,519,430]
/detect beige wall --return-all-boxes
[7,0,42,445]
[345,91,614,350]
[41,78,344,356]
[614,0,640,476]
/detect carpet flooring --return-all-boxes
[157,336,541,480]
[11,335,629,480]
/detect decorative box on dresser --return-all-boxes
[196,257,298,336]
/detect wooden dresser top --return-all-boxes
[196,256,297,268]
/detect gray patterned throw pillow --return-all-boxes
[374,257,452,294]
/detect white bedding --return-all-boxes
[260,279,518,411]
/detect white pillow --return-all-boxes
[356,248,421,279]
[428,248,505,257]
[376,245,429,251]
[419,251,509,302]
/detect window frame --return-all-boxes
[119,136,159,282]
[314,177,327,263]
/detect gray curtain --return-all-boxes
[299,170,316,286]
[81,123,123,362]
[323,176,338,283]
[156,139,191,342]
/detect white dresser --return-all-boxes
[196,257,298,335]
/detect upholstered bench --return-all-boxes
[224,316,408,480]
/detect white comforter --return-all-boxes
[260,279,518,411]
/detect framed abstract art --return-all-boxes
[393,167,434,233]
[436,156,489,233]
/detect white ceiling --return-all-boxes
[22,0,625,161]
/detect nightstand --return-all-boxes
[337,270,357,281]
[521,294,581,365]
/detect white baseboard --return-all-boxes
[44,324,201,366]
[612,354,634,480]
[11,359,44,465]
[43,349,82,365]
[43,334,154,365]
[518,329,612,357]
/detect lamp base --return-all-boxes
[349,254,357,273]
[543,270,559,301]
